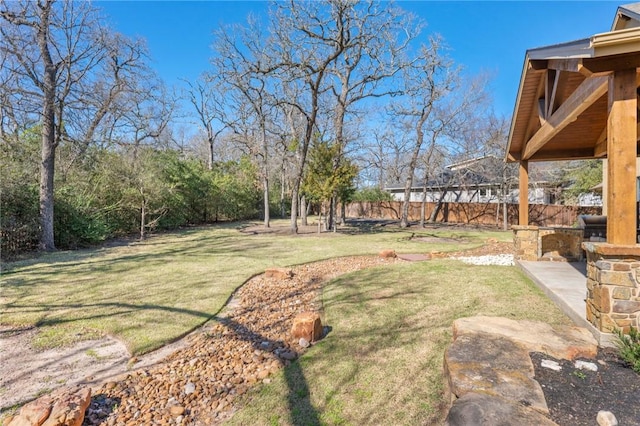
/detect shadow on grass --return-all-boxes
[215,315,322,426]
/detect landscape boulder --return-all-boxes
[291,312,323,342]
[5,386,91,426]
[378,249,397,259]
[264,268,293,280]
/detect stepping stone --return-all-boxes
[445,392,558,426]
[397,253,432,261]
[444,333,549,414]
[453,316,598,360]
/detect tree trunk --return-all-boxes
[290,185,299,233]
[329,196,336,232]
[39,114,56,251]
[429,188,448,222]
[280,162,286,218]
[401,115,427,228]
[300,195,307,226]
[37,2,58,252]
[261,122,270,228]
[208,136,214,171]
[419,182,427,228]
[140,201,146,240]
[263,175,270,228]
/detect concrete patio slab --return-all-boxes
[517,261,617,347]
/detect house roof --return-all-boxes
[506,3,640,163]
[613,3,640,30]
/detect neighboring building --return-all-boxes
[385,156,559,204]
[386,182,557,204]
[577,191,603,207]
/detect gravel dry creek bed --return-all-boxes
[82,256,401,425]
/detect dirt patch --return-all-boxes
[0,324,197,413]
[412,236,463,243]
[531,349,640,425]
[0,326,129,410]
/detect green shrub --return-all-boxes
[615,327,640,374]
[352,187,393,202]
[54,186,110,249]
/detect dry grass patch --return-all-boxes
[228,260,572,425]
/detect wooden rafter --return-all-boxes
[522,75,608,160]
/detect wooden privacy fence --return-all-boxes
[1,223,39,260]
[345,201,602,227]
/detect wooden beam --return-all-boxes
[527,148,598,162]
[546,58,593,77]
[594,126,608,157]
[546,70,558,118]
[519,161,529,226]
[583,52,640,74]
[606,69,638,245]
[521,75,548,157]
[529,60,548,71]
[522,75,608,160]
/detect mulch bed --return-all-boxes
[531,348,640,425]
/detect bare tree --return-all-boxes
[265,0,354,233]
[183,74,233,171]
[212,17,276,228]
[324,1,418,229]
[390,36,488,228]
[0,0,151,250]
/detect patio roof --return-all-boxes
[506,4,640,163]
[507,3,640,245]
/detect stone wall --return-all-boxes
[513,226,584,262]
[583,243,640,334]
[538,228,584,261]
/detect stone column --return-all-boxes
[513,225,539,261]
[583,242,640,334]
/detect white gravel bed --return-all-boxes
[452,254,514,266]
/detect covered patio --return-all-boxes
[507,3,640,343]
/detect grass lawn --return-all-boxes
[227,260,573,425]
[0,219,510,355]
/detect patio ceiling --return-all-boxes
[506,5,640,163]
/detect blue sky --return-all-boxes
[96,1,620,118]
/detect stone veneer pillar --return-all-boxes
[583,242,640,334]
[512,225,539,261]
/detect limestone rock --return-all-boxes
[298,337,310,348]
[597,411,618,426]
[378,249,397,259]
[44,387,91,426]
[444,333,548,414]
[291,312,323,342]
[264,268,293,280]
[5,394,53,426]
[169,405,185,417]
[7,387,91,426]
[452,316,598,360]
[445,393,558,426]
